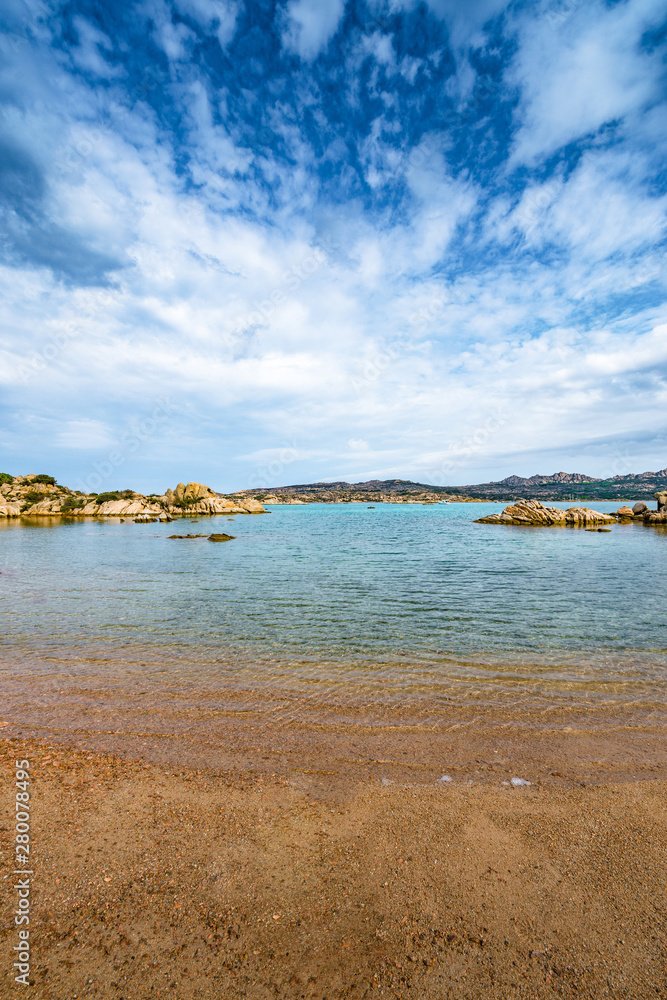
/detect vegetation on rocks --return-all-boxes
[60,496,85,511]
[22,490,48,507]
[94,492,122,504]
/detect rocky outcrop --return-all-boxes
[164,482,217,503]
[611,494,667,525]
[644,511,667,524]
[159,482,263,516]
[0,474,264,518]
[475,499,615,526]
[0,503,21,517]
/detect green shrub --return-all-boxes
[22,491,46,507]
[95,492,121,504]
[32,474,56,485]
[0,473,14,485]
[61,496,84,511]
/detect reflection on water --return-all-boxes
[1,502,666,714]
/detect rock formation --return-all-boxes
[0,475,264,518]
[613,493,667,524]
[475,499,615,526]
[158,482,263,516]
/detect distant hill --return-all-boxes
[233,479,473,504]
[234,467,667,503]
[497,472,597,487]
[462,468,667,501]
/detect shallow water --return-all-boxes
[2,502,666,715]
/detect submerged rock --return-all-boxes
[475,499,614,526]
[208,533,235,542]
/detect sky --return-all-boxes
[0,0,666,494]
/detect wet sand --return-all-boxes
[1,681,667,999]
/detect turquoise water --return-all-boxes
[1,502,666,710]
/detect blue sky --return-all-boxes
[0,0,665,493]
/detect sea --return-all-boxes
[1,502,666,725]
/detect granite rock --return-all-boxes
[475,499,614,526]
[615,506,634,518]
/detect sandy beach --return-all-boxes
[2,712,666,999]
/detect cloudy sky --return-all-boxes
[0,0,665,493]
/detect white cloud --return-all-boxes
[70,16,123,78]
[507,0,663,164]
[175,0,240,47]
[0,0,665,491]
[282,0,346,60]
[56,419,116,450]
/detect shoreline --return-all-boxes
[2,665,666,791]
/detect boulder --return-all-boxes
[174,483,186,501]
[632,502,648,515]
[0,503,21,517]
[564,507,615,525]
[208,533,235,542]
[184,482,216,500]
[238,499,264,513]
[475,499,614,526]
[615,506,634,518]
[644,511,667,524]
[22,498,62,514]
[654,491,667,512]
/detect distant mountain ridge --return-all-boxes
[497,472,598,487]
[235,467,667,503]
[494,469,667,487]
[464,466,667,500]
